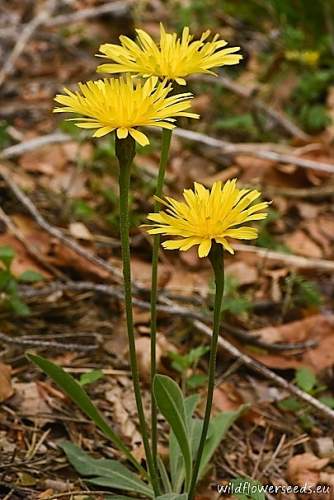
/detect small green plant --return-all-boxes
[282,273,322,315]
[230,477,265,500]
[0,120,10,149]
[79,369,104,387]
[256,208,290,252]
[71,199,95,221]
[0,246,43,316]
[168,346,209,392]
[278,367,333,429]
[221,275,252,316]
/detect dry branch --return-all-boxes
[194,320,334,422]
[0,167,123,283]
[47,0,131,27]
[192,74,310,141]
[22,281,334,422]
[3,128,333,174]
[0,0,57,88]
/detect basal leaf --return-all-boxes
[154,375,192,491]
[61,442,153,497]
[27,354,141,474]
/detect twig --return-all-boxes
[0,0,56,88]
[0,206,65,279]
[0,1,131,38]
[0,331,97,352]
[47,0,131,27]
[0,132,70,159]
[3,128,334,173]
[173,128,334,174]
[20,281,317,353]
[20,280,334,420]
[42,491,113,500]
[233,244,334,272]
[265,184,334,199]
[194,320,334,422]
[0,167,123,284]
[192,74,310,141]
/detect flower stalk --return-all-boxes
[116,135,160,496]
[150,128,172,466]
[189,241,224,500]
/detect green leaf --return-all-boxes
[18,270,44,283]
[157,456,172,494]
[88,476,153,496]
[295,367,317,393]
[0,246,15,269]
[277,397,302,412]
[9,296,30,316]
[186,374,207,389]
[79,369,104,386]
[198,406,245,479]
[231,477,265,500]
[60,442,153,498]
[0,270,12,291]
[170,395,199,493]
[154,375,192,490]
[156,494,188,500]
[27,354,142,474]
[319,396,334,409]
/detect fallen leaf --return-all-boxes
[225,261,258,286]
[69,222,93,241]
[287,453,329,488]
[247,314,334,372]
[0,363,14,402]
[213,382,244,412]
[10,382,52,426]
[198,165,240,186]
[284,229,323,258]
[19,145,67,175]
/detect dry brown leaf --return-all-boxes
[287,453,329,488]
[0,231,49,278]
[11,382,51,426]
[0,363,14,402]
[284,229,323,258]
[236,155,275,182]
[19,145,67,175]
[198,165,240,186]
[213,382,244,412]
[225,261,258,286]
[248,314,334,372]
[69,222,93,241]
[131,258,171,289]
[105,382,142,446]
[135,336,161,384]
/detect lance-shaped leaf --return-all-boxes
[27,353,142,474]
[153,375,192,491]
[61,442,153,498]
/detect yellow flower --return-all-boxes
[53,76,199,146]
[97,24,242,85]
[285,50,319,66]
[144,180,269,257]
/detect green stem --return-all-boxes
[116,136,160,496]
[188,242,224,499]
[150,128,172,468]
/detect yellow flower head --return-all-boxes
[53,76,199,146]
[145,180,269,257]
[97,24,242,85]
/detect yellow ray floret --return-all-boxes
[53,76,199,146]
[97,24,242,85]
[144,180,269,257]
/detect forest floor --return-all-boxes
[1,1,334,499]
